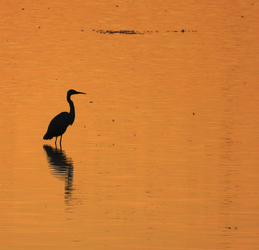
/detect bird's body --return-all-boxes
[43,112,71,140]
[43,89,86,146]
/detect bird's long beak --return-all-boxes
[76,91,86,95]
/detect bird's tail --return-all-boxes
[43,133,53,140]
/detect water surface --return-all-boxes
[0,1,259,249]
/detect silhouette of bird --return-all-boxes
[43,89,86,146]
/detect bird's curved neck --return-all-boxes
[67,95,75,125]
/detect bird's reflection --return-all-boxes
[43,145,74,207]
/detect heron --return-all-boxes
[43,89,86,146]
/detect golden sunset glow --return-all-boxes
[0,1,259,249]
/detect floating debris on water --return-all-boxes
[92,29,197,35]
[93,30,144,35]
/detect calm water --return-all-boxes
[1,1,259,249]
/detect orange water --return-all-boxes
[0,1,259,249]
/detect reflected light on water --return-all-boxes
[0,0,259,249]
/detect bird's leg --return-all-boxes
[60,135,62,147]
[55,137,57,147]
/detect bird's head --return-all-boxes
[67,89,86,97]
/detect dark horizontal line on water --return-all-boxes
[92,29,198,35]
